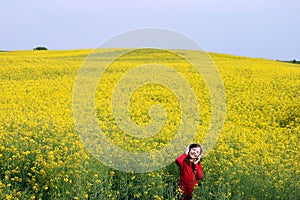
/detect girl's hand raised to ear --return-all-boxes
[194,154,201,164]
[194,147,203,164]
[184,145,190,155]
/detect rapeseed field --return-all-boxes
[0,49,299,199]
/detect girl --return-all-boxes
[175,143,204,200]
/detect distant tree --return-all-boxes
[33,46,48,50]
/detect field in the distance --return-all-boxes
[0,49,299,199]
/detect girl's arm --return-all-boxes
[195,163,204,180]
[175,153,188,165]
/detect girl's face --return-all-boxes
[189,147,201,159]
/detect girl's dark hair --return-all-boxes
[189,143,202,151]
[184,143,203,164]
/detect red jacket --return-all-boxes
[176,154,204,195]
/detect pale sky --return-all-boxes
[1,0,299,60]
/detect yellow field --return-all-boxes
[0,49,299,199]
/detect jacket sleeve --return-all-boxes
[195,163,204,180]
[175,153,188,166]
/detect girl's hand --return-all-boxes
[194,148,204,164]
[184,146,190,155]
[194,155,201,164]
